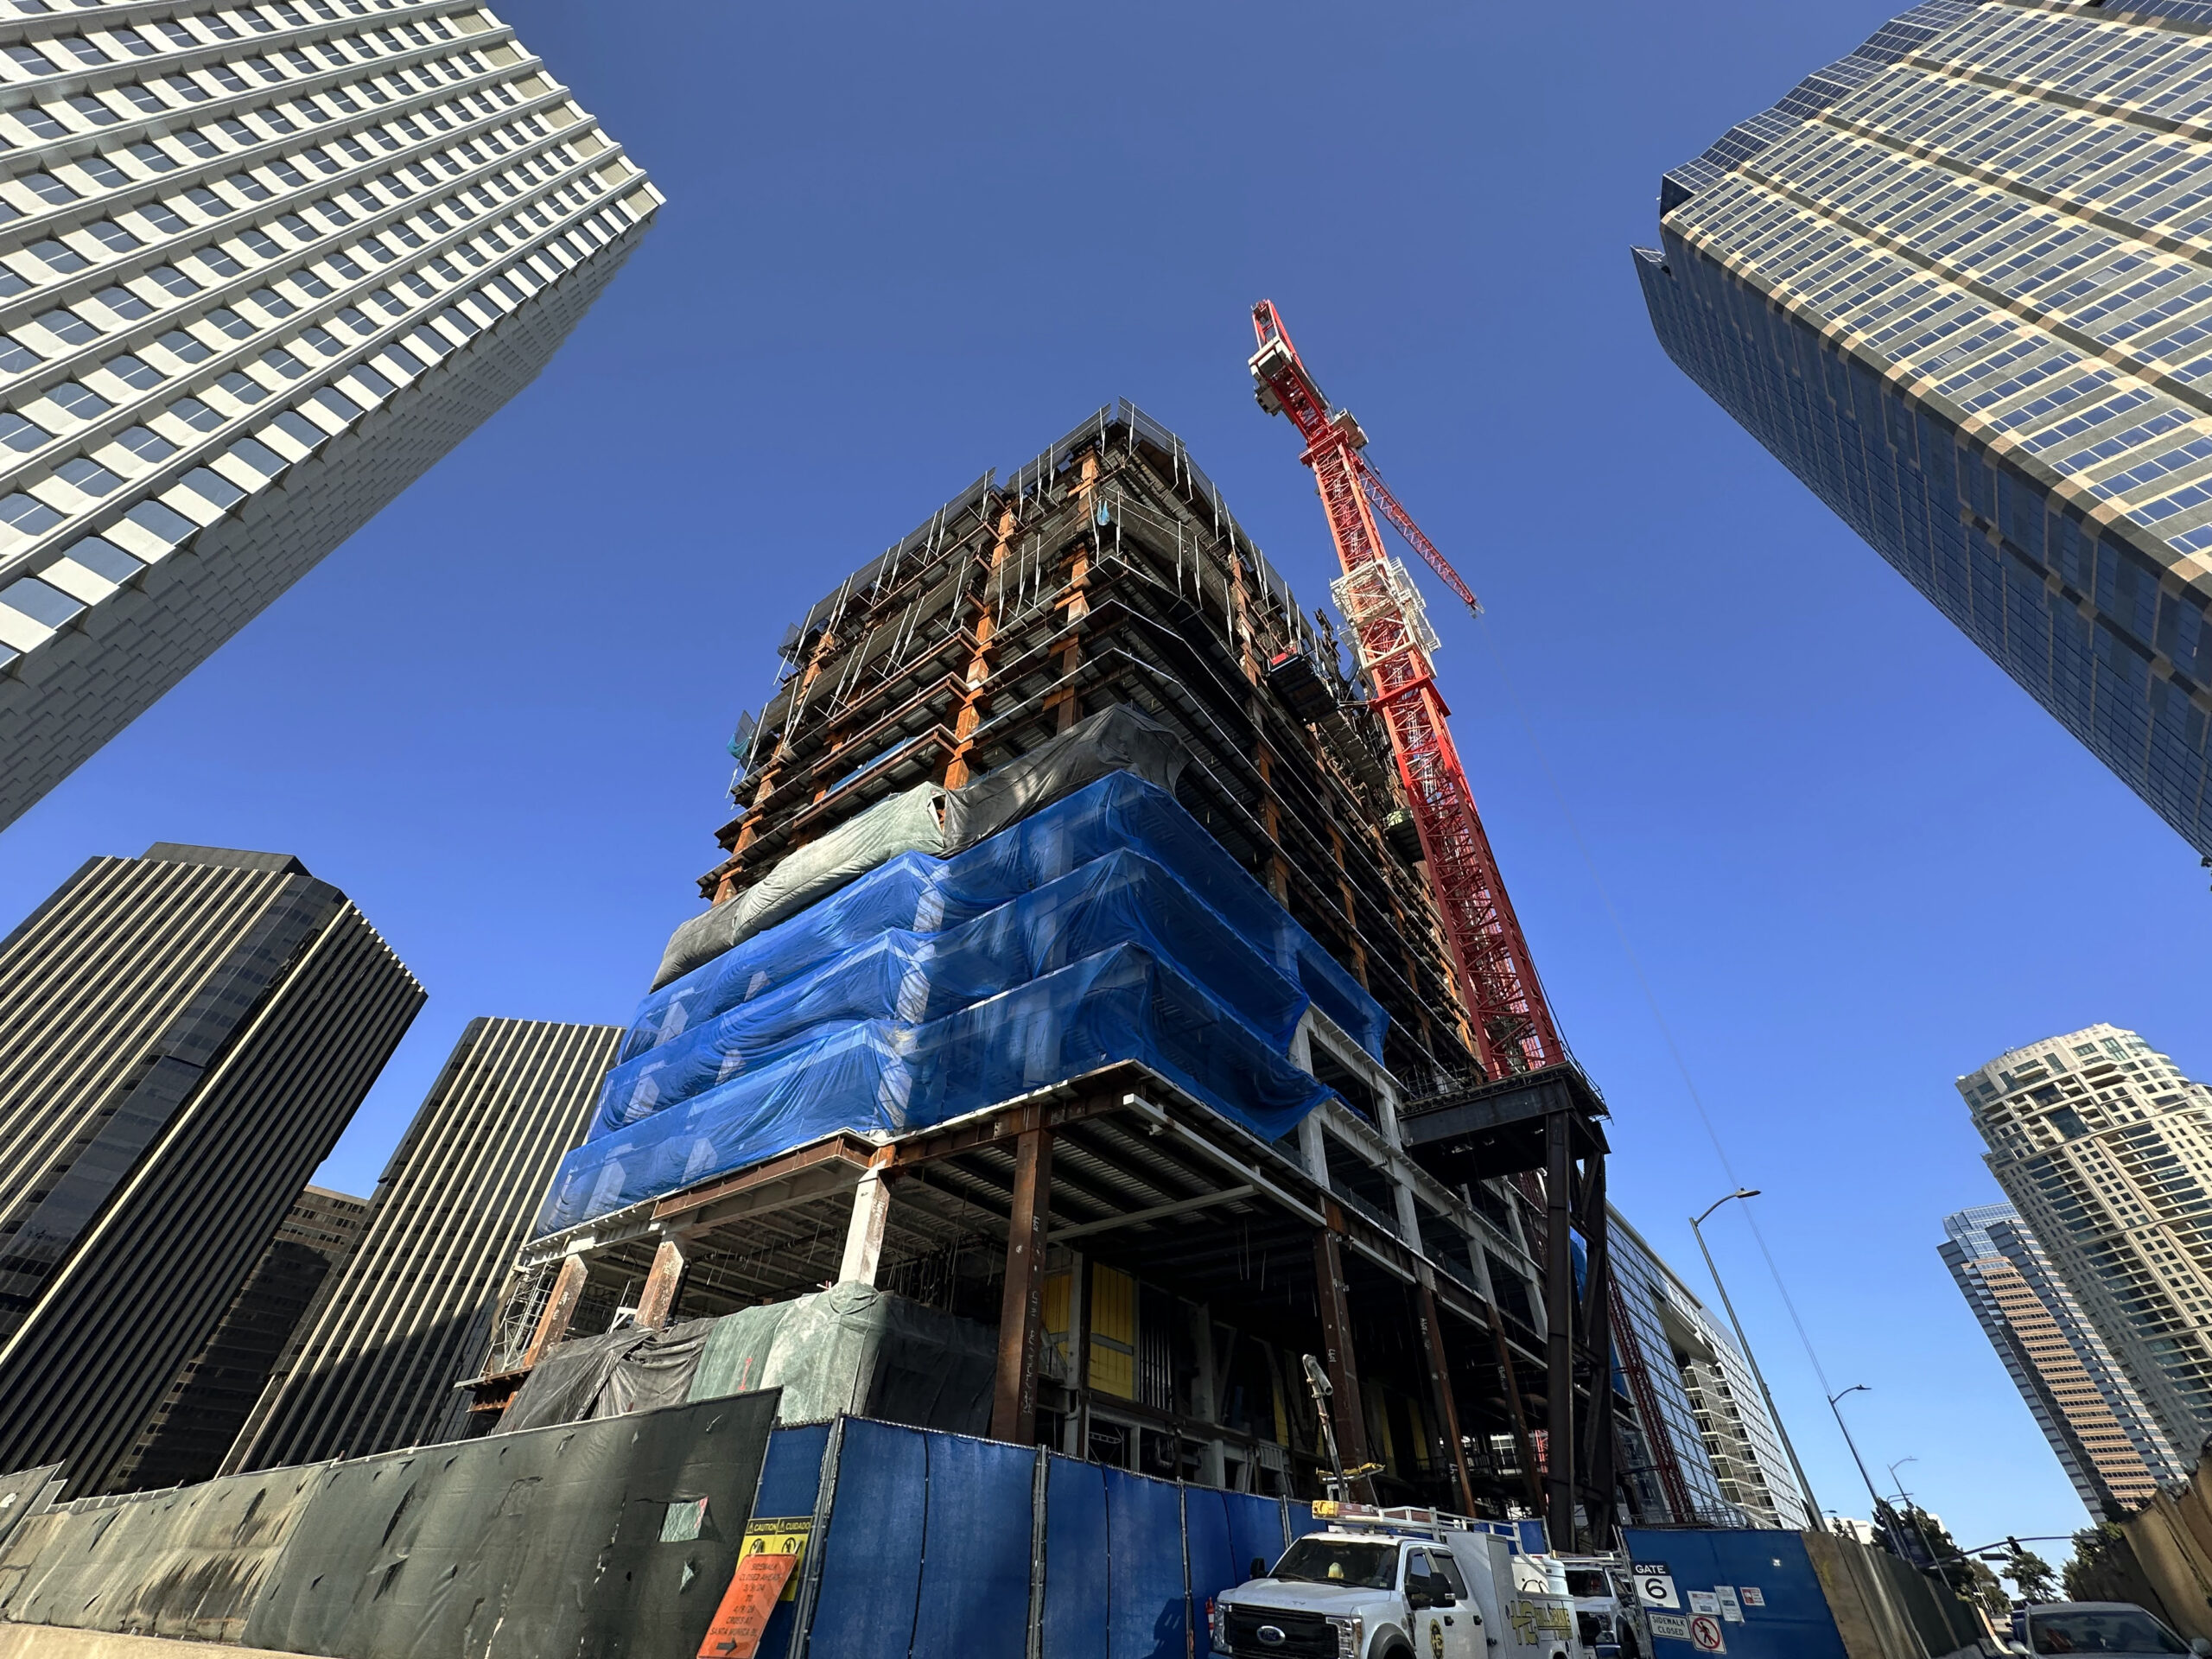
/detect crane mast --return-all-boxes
[1249,300,1561,1079]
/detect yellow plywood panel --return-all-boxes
[1090,1264,1134,1344]
[1088,1264,1135,1399]
[1043,1270,1071,1338]
[1090,1338,1135,1400]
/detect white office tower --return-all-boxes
[1963,1024,2212,1459]
[0,2,658,829]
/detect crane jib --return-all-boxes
[1246,299,1560,1080]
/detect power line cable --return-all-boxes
[1471,613,1838,1402]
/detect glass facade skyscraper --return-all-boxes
[1638,0,2212,856]
[1610,1211,1812,1529]
[0,1,657,831]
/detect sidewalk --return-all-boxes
[0,1630,234,1658]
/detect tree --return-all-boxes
[2068,1523,2158,1610]
[1877,1500,1986,1605]
[2005,1544,2060,1605]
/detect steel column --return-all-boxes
[1313,1206,1375,1494]
[1484,1299,1546,1512]
[1543,1111,1576,1545]
[988,1128,1053,1444]
[1578,1154,1615,1530]
[634,1236,688,1331]
[1416,1278,1478,1516]
[837,1148,895,1286]
[519,1255,588,1370]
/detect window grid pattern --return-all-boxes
[1639,0,2212,856]
[1960,1025,2212,1453]
[0,1,658,829]
[1940,1201,2183,1515]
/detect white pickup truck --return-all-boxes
[1207,1505,1586,1659]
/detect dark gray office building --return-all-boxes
[1639,0,2212,856]
[108,1184,368,1493]
[225,1016,620,1471]
[0,843,422,1495]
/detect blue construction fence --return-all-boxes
[749,1415,1331,1659]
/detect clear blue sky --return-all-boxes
[1,0,2196,1558]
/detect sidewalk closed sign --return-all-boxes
[697,1519,810,1659]
[1632,1561,1680,1608]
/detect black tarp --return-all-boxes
[498,1319,715,1433]
[941,703,1191,852]
[0,1460,331,1643]
[239,1390,779,1659]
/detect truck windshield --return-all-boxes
[2031,1610,2189,1653]
[1272,1539,1398,1589]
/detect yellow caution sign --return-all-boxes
[736,1516,811,1604]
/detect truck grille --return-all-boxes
[1225,1605,1337,1659]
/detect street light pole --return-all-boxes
[1885,1457,1916,1505]
[1887,1456,1939,1563]
[1690,1189,1825,1530]
[1829,1385,1910,1560]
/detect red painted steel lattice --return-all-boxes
[1249,300,1560,1078]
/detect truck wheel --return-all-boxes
[1376,1644,1415,1659]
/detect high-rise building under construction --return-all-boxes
[1638,1,2212,857]
[461,404,1783,1539]
[0,1,658,831]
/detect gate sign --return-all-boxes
[1631,1561,1680,1609]
[1688,1613,1728,1653]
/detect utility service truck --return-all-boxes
[1208,1503,1590,1659]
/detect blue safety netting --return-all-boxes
[538,944,1331,1234]
[591,849,1310,1139]
[618,850,960,1062]
[620,772,1386,1068]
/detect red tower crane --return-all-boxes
[1249,300,1560,1080]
